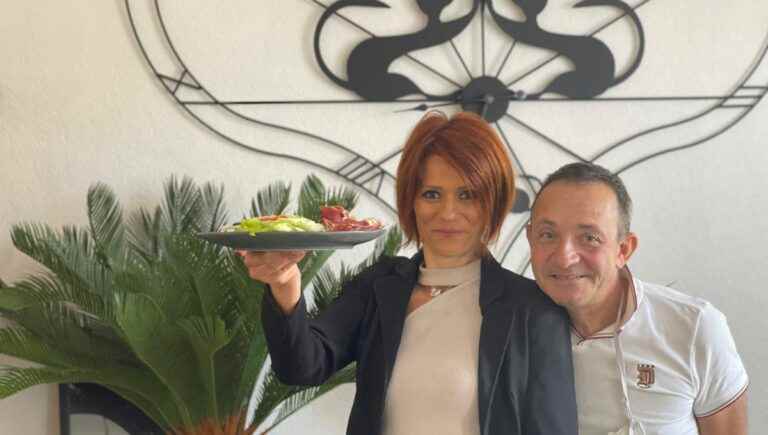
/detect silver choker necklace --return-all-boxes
[420,284,455,297]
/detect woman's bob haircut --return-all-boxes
[396,111,516,247]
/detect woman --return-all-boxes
[243,111,577,435]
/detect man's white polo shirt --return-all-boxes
[572,274,748,435]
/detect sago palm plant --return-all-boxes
[0,174,401,435]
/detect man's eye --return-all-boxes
[421,190,440,200]
[584,234,601,244]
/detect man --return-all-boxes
[527,162,748,435]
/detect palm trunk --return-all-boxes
[169,410,258,435]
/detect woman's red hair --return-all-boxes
[396,111,516,246]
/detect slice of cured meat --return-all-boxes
[321,205,382,232]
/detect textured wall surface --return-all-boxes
[1,1,766,434]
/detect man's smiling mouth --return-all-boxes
[550,274,588,281]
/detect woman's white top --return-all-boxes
[381,259,483,435]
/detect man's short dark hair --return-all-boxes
[534,162,633,237]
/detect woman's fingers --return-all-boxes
[283,250,306,264]
[240,250,306,284]
[237,250,304,313]
[242,251,304,268]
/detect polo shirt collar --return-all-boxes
[621,266,644,329]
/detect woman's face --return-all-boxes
[414,155,485,268]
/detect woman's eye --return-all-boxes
[538,231,554,241]
[421,190,440,200]
[458,190,475,200]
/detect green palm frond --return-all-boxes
[355,226,404,275]
[308,265,354,318]
[158,234,233,319]
[250,180,291,217]
[178,315,236,423]
[9,222,58,265]
[11,274,115,324]
[310,226,403,317]
[248,370,299,430]
[0,286,31,312]
[1,174,402,434]
[0,327,84,369]
[0,367,96,400]
[226,257,267,331]
[298,250,334,291]
[87,183,126,269]
[227,332,268,410]
[10,223,88,289]
[376,226,404,258]
[107,384,175,431]
[100,365,188,430]
[268,363,357,430]
[60,225,95,262]
[178,316,234,357]
[0,365,180,430]
[162,175,203,235]
[10,302,133,366]
[127,178,229,264]
[126,206,163,263]
[297,174,359,223]
[212,327,267,419]
[11,222,117,301]
[324,185,359,212]
[58,227,115,297]
[199,182,228,233]
[119,253,195,323]
[297,174,327,222]
[114,292,202,428]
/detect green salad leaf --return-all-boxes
[234,216,324,234]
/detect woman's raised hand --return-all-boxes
[240,250,306,314]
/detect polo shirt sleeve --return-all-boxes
[691,303,749,417]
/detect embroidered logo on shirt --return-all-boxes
[636,364,655,389]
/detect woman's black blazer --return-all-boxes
[262,252,577,435]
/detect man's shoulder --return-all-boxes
[636,278,722,330]
[640,279,711,311]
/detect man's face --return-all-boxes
[527,181,637,312]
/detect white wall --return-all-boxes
[1,0,766,434]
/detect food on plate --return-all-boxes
[229,206,382,235]
[321,205,383,232]
[232,215,325,235]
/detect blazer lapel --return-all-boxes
[477,256,515,433]
[372,255,419,385]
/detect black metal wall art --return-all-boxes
[124,0,768,270]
